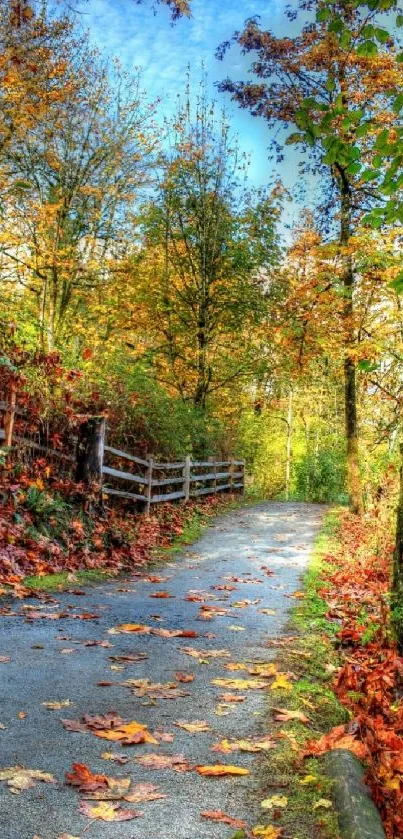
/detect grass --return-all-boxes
[24,569,112,591]
[258,508,347,839]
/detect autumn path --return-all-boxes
[0,502,325,839]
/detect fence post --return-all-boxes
[146,457,154,514]
[241,461,246,495]
[229,458,234,494]
[183,455,191,502]
[75,416,106,485]
[4,382,17,447]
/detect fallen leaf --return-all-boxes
[124,783,166,803]
[201,810,247,828]
[260,795,288,809]
[270,675,292,691]
[299,774,318,785]
[212,678,267,690]
[180,647,230,659]
[313,798,332,810]
[66,763,108,792]
[0,656,10,663]
[149,591,174,599]
[94,720,158,745]
[101,752,129,765]
[219,693,246,703]
[272,708,309,723]
[212,736,276,754]
[42,700,72,711]
[136,753,192,772]
[174,671,195,683]
[174,720,211,733]
[108,623,151,635]
[79,801,141,821]
[195,764,250,777]
[0,766,56,793]
[252,827,283,838]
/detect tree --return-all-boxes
[0,18,156,351]
[217,0,403,513]
[129,93,282,412]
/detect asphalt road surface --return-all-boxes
[0,501,325,839]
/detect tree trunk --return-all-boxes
[392,442,403,651]
[339,172,364,515]
[285,388,293,500]
[75,416,106,485]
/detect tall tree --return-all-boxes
[0,19,156,350]
[217,0,403,513]
[130,93,282,411]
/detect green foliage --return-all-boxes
[294,449,347,503]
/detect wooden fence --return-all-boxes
[0,396,245,511]
[102,447,245,512]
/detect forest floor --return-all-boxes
[0,501,327,839]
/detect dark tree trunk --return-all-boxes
[75,416,106,485]
[392,443,403,651]
[339,171,364,516]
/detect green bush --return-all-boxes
[294,449,347,503]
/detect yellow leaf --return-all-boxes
[260,795,288,809]
[94,720,157,745]
[212,678,267,690]
[270,674,292,691]
[252,826,283,838]
[313,798,332,810]
[174,720,211,733]
[196,765,250,776]
[299,775,318,785]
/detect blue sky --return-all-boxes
[80,0,316,228]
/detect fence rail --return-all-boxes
[102,450,245,512]
[0,392,245,511]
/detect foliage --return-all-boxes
[294,448,347,504]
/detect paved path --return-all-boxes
[0,502,325,839]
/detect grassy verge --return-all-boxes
[259,510,347,839]
[24,568,112,591]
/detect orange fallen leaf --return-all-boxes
[66,763,108,792]
[149,591,174,599]
[108,624,151,635]
[174,671,195,683]
[219,693,246,703]
[94,720,157,745]
[272,708,309,724]
[195,764,250,776]
[201,810,247,828]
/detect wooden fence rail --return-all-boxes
[102,447,245,512]
[0,394,245,511]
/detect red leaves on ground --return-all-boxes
[66,763,108,792]
[315,511,403,838]
[0,471,231,595]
